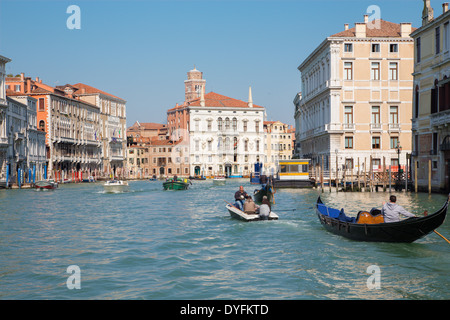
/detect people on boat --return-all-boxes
[174,175,178,181]
[244,196,259,215]
[381,195,416,223]
[234,185,248,210]
[258,196,271,220]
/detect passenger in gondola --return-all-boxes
[173,175,178,181]
[381,195,416,223]
[258,196,271,220]
[234,185,248,211]
[244,196,259,215]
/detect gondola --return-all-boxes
[315,196,448,243]
[253,183,274,203]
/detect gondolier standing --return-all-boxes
[381,195,416,223]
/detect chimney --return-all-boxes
[344,23,349,30]
[443,3,449,13]
[364,15,369,24]
[81,88,86,94]
[20,73,24,81]
[35,77,39,83]
[248,86,253,108]
[200,85,205,107]
[422,0,434,26]
[400,23,412,38]
[355,23,367,38]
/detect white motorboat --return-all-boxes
[213,176,226,186]
[103,180,129,193]
[225,203,278,222]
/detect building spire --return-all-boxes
[248,86,253,108]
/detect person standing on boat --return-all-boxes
[381,195,416,223]
[258,196,271,220]
[234,186,248,210]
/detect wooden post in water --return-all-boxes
[336,155,339,192]
[313,163,317,188]
[405,156,409,192]
[351,160,354,191]
[364,158,367,192]
[321,155,324,193]
[389,165,392,193]
[428,160,432,194]
[370,156,373,192]
[415,160,418,193]
[357,157,361,191]
[383,157,386,192]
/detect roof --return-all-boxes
[188,91,264,109]
[331,19,417,38]
[72,83,125,101]
[128,121,166,131]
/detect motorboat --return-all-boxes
[35,180,58,190]
[103,180,129,193]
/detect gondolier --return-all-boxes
[381,195,416,223]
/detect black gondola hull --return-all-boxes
[316,197,448,243]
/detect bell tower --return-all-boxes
[184,66,206,102]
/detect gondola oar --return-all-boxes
[434,230,450,245]
[422,210,450,245]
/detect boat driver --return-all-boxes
[234,186,248,211]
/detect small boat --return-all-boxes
[213,176,226,186]
[163,177,190,190]
[82,176,95,183]
[253,183,275,203]
[315,196,449,243]
[103,180,129,193]
[35,180,58,190]
[225,203,279,222]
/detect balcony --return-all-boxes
[370,123,382,132]
[342,123,355,132]
[0,136,8,146]
[430,109,450,128]
[388,123,400,132]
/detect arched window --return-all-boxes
[217,117,223,131]
[232,117,237,131]
[225,117,230,130]
[39,120,45,131]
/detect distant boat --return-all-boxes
[225,203,278,222]
[35,180,58,190]
[82,176,95,183]
[316,196,449,243]
[103,180,129,193]
[163,177,190,190]
[213,176,226,186]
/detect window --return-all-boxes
[371,106,380,124]
[436,26,441,54]
[390,137,400,149]
[371,62,380,80]
[207,120,212,131]
[256,140,260,152]
[225,117,230,130]
[217,117,223,131]
[255,120,260,133]
[345,137,353,149]
[415,86,420,118]
[417,37,421,63]
[344,43,353,52]
[232,117,237,131]
[445,22,450,52]
[344,62,353,80]
[38,98,45,111]
[344,106,353,124]
[39,120,45,131]
[372,43,380,52]
[390,106,399,124]
[390,43,398,53]
[243,120,248,132]
[389,62,398,80]
[345,159,354,170]
[372,137,381,149]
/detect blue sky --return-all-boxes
[0,0,424,127]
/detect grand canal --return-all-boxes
[0,179,449,300]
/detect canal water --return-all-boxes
[0,179,449,300]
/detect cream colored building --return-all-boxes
[411,1,450,192]
[263,121,294,174]
[294,15,414,176]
